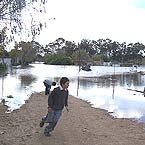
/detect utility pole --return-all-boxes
[77,43,81,96]
[78,43,81,72]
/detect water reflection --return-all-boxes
[1,63,145,123]
[19,74,37,87]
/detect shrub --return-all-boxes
[0,63,6,70]
[44,54,73,65]
[0,63,7,75]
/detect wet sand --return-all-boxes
[0,92,145,145]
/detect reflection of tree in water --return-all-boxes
[129,73,142,86]
[0,75,4,99]
[47,73,145,96]
[77,76,80,96]
[81,73,144,88]
[0,71,8,99]
[78,78,93,89]
[79,77,112,88]
[114,73,142,87]
[19,74,36,87]
[9,65,34,76]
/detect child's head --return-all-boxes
[60,77,69,89]
[52,82,56,86]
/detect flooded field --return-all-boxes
[1,63,145,123]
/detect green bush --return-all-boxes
[0,63,6,70]
[0,63,6,75]
[44,54,73,65]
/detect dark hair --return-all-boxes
[60,77,69,86]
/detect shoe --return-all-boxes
[40,120,44,127]
[44,132,51,137]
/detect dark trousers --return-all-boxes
[45,86,51,95]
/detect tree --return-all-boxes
[0,0,48,44]
[62,41,77,57]
[119,42,127,64]
[131,43,145,64]
[44,38,66,55]
[109,41,121,62]
[95,38,112,62]
[72,49,91,65]
[16,41,37,65]
[31,41,44,60]
[79,39,92,56]
[90,40,100,55]
[9,47,21,65]
[0,27,9,64]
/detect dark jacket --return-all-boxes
[48,87,68,110]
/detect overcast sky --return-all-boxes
[34,0,145,45]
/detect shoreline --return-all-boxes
[0,92,145,145]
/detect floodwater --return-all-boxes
[1,63,145,123]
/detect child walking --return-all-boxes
[40,77,69,137]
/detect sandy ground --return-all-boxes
[0,92,145,145]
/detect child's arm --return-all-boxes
[65,90,69,112]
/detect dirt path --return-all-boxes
[0,92,145,145]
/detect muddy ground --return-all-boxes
[0,92,145,145]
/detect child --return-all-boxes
[39,80,56,127]
[40,77,69,137]
[43,80,56,95]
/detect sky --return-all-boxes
[33,0,145,45]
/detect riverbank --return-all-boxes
[0,92,145,145]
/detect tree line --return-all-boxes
[1,37,145,66]
[1,1,145,67]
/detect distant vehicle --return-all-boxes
[81,64,91,71]
[130,65,138,72]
